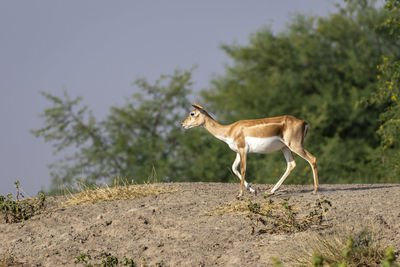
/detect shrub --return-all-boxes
[0,181,46,223]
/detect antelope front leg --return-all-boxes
[232,153,256,194]
[237,148,247,199]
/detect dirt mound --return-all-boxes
[1,183,399,266]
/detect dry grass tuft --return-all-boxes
[62,182,178,207]
[208,197,331,234]
[207,201,246,216]
[207,200,270,216]
[291,228,392,267]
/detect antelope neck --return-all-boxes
[203,116,230,138]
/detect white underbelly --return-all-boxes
[216,136,238,152]
[245,136,285,154]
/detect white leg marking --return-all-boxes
[232,153,255,193]
[270,147,296,194]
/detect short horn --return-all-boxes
[192,103,204,110]
[191,104,212,118]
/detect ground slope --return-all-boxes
[1,183,399,266]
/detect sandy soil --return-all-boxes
[1,183,400,266]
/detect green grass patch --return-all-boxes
[75,252,136,267]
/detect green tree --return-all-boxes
[201,0,399,184]
[366,0,400,182]
[33,0,400,192]
[32,69,195,193]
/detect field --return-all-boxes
[1,183,400,266]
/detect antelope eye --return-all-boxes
[190,112,195,116]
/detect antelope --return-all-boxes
[181,104,318,198]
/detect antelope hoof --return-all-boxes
[236,192,243,200]
[312,188,318,194]
[249,188,256,195]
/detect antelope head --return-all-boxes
[181,104,209,129]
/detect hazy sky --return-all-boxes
[0,1,339,196]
